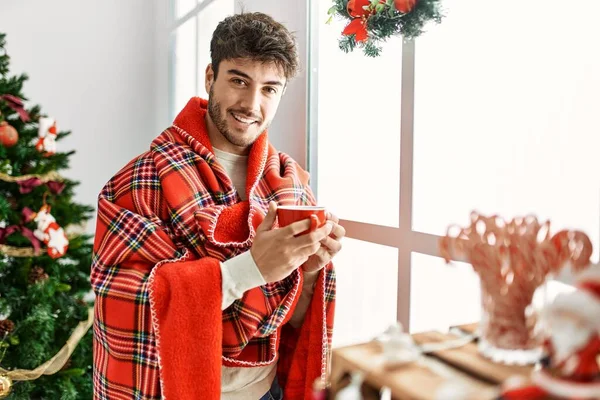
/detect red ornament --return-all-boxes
[394,0,417,13]
[342,19,369,42]
[0,121,19,147]
[343,0,372,42]
[347,0,371,18]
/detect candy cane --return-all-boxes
[440,212,594,355]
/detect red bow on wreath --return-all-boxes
[342,0,418,43]
[394,0,417,13]
[342,0,372,42]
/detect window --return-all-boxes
[170,0,234,120]
[309,0,600,346]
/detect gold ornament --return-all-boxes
[0,373,12,399]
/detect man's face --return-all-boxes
[205,58,286,153]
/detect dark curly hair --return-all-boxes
[210,12,299,82]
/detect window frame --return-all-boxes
[307,0,580,332]
[168,0,224,121]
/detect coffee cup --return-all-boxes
[277,205,326,235]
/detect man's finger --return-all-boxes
[320,236,342,254]
[284,218,320,237]
[330,223,346,240]
[294,222,333,247]
[326,211,340,224]
[257,202,278,233]
[315,246,331,263]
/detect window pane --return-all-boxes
[174,0,197,20]
[173,18,196,115]
[412,0,600,257]
[410,254,575,334]
[197,0,234,97]
[410,253,480,334]
[333,238,398,347]
[314,0,401,227]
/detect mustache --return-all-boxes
[228,108,262,123]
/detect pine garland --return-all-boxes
[328,0,444,57]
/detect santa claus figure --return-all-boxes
[531,268,600,398]
[33,205,69,259]
[36,117,58,156]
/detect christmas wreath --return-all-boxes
[328,0,444,57]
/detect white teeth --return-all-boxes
[232,113,255,124]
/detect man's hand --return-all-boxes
[251,202,334,283]
[302,211,345,273]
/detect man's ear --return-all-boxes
[205,63,215,93]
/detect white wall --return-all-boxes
[0,0,160,233]
[154,0,172,133]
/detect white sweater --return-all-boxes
[214,148,318,399]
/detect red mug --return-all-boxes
[277,205,327,235]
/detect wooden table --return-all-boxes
[329,324,535,400]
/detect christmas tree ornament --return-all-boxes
[35,117,57,156]
[28,266,49,284]
[531,269,600,398]
[46,180,66,195]
[17,177,43,194]
[0,122,18,147]
[0,160,12,175]
[0,374,12,399]
[440,213,593,365]
[33,204,69,258]
[0,222,9,244]
[0,319,15,337]
[0,94,30,122]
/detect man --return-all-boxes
[90,12,345,400]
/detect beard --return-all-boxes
[207,86,270,149]
[550,316,593,363]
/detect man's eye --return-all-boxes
[264,87,277,94]
[232,79,246,86]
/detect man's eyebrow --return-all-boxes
[227,69,284,87]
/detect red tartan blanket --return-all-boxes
[91,97,336,399]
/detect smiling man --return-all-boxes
[91,12,345,400]
[206,61,283,152]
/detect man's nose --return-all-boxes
[239,89,261,114]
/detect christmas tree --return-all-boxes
[0,33,94,399]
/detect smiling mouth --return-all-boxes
[231,112,259,125]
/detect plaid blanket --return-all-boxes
[91,97,335,399]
